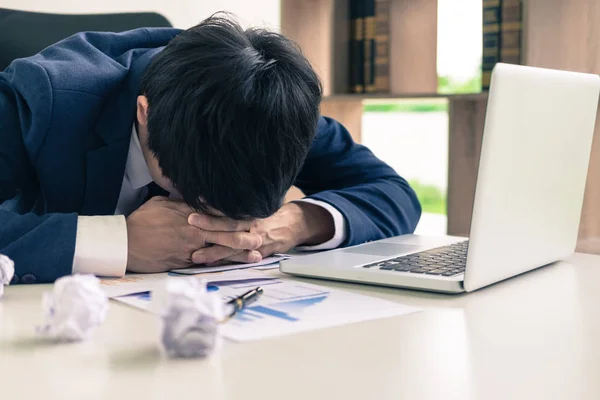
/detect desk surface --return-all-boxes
[1,253,599,400]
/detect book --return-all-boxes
[482,0,501,90]
[349,0,365,93]
[374,0,390,92]
[363,0,377,92]
[500,0,522,64]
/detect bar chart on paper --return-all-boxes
[227,283,329,323]
[208,271,420,342]
[114,270,420,342]
[235,294,328,322]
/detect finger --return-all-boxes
[255,243,284,259]
[217,250,263,265]
[192,245,244,264]
[188,213,254,232]
[203,230,262,250]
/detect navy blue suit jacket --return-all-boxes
[0,28,421,284]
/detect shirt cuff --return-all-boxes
[72,215,128,277]
[293,198,347,251]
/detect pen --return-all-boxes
[225,287,264,319]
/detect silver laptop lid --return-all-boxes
[464,63,600,292]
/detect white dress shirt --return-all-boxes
[72,127,347,277]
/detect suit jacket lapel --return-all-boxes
[80,47,164,216]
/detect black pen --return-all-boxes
[225,287,264,319]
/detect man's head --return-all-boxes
[137,14,322,219]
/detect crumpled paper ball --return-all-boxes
[0,254,15,299]
[159,277,225,358]
[37,274,109,342]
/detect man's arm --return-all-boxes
[0,62,78,284]
[293,116,422,246]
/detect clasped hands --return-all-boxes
[126,196,332,273]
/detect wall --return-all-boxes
[0,0,281,30]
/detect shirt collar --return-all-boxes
[126,125,154,190]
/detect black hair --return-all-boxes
[140,13,322,219]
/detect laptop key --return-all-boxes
[424,270,443,275]
[379,265,398,270]
[393,265,415,271]
[442,271,458,276]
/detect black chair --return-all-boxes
[0,8,172,70]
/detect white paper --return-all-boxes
[251,263,283,271]
[100,273,172,298]
[37,275,108,342]
[99,256,289,298]
[114,270,420,342]
[169,255,287,275]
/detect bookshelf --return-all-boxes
[281,0,600,255]
[281,0,439,143]
[281,0,438,97]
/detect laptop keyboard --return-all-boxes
[362,241,469,277]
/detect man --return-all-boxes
[0,15,421,284]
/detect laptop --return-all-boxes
[281,63,600,293]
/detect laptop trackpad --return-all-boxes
[342,243,420,257]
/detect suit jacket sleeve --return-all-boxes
[294,116,422,247]
[0,60,77,284]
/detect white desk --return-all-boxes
[1,252,599,400]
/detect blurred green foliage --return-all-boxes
[409,180,447,215]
